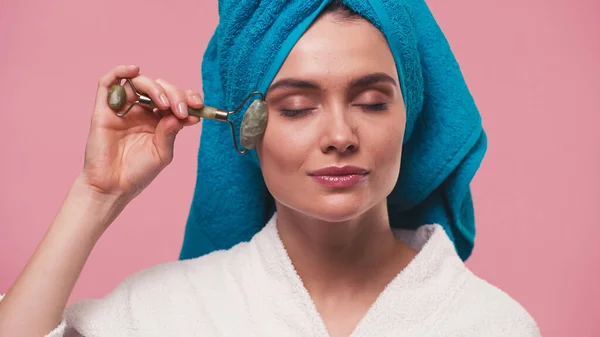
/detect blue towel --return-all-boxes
[180,0,487,261]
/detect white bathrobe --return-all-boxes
[3,215,541,336]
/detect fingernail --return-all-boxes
[159,94,170,107]
[128,65,138,69]
[178,102,188,118]
[192,94,203,104]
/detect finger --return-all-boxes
[129,75,172,111]
[120,84,162,119]
[182,116,201,126]
[95,65,140,107]
[154,114,185,164]
[185,90,204,109]
[93,66,163,128]
[98,65,139,88]
[156,79,188,119]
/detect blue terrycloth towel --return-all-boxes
[180,0,487,261]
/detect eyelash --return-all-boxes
[357,103,388,111]
[280,103,388,117]
[280,108,313,117]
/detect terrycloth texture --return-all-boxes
[40,217,539,336]
[181,0,487,261]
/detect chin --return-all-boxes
[298,193,373,223]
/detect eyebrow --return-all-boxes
[267,72,398,93]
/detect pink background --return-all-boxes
[1,0,598,335]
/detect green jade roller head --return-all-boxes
[107,78,267,154]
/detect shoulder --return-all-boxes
[399,224,541,336]
[438,270,541,336]
[64,240,257,335]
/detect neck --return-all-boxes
[275,202,415,298]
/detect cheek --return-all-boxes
[375,130,403,167]
[257,122,311,196]
[368,118,405,188]
[383,125,404,160]
[259,113,318,165]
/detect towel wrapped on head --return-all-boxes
[180,0,487,261]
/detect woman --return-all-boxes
[0,1,540,336]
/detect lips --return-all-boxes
[307,165,369,188]
[308,165,369,176]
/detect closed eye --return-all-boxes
[355,103,388,112]
[280,108,314,117]
[280,103,387,117]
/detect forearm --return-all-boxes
[0,174,131,336]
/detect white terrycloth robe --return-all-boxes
[5,215,541,336]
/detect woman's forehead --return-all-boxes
[273,15,398,84]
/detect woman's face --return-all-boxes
[257,13,406,222]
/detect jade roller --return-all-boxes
[107,78,267,154]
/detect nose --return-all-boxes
[319,108,359,154]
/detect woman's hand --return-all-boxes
[80,65,202,200]
[0,65,204,336]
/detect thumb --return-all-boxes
[154,114,185,164]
